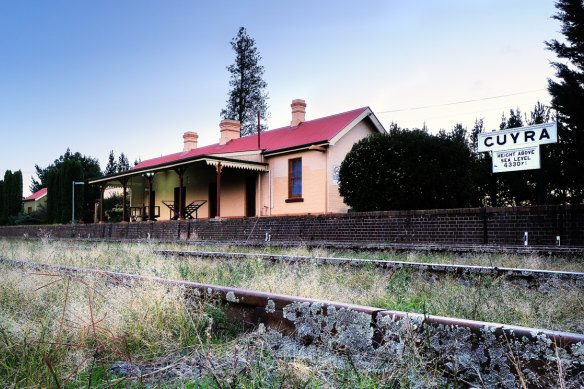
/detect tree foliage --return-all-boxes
[96,192,130,223]
[34,149,102,223]
[104,150,131,175]
[0,170,23,225]
[118,152,130,172]
[104,150,118,175]
[546,0,584,203]
[339,99,566,212]
[46,160,84,224]
[339,126,474,211]
[0,180,3,224]
[221,27,269,137]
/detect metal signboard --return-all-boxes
[478,122,557,152]
[492,146,540,173]
[332,165,340,185]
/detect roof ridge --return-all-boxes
[131,106,371,170]
[24,187,47,201]
[236,106,369,139]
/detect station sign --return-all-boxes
[477,122,557,152]
[492,146,540,173]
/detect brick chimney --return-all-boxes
[291,99,306,127]
[219,119,241,145]
[183,131,198,152]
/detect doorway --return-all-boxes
[245,177,256,217]
[208,183,217,218]
[174,186,186,219]
[148,190,156,220]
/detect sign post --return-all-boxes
[492,147,540,173]
[477,122,557,173]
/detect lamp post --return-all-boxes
[72,181,85,225]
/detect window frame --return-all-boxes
[287,157,303,202]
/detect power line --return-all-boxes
[377,89,547,114]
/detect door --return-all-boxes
[174,186,186,219]
[245,177,256,217]
[148,190,156,220]
[208,183,217,218]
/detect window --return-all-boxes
[27,207,32,214]
[287,158,303,202]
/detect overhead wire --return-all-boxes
[377,89,547,114]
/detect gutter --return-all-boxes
[87,155,268,185]
[262,141,329,157]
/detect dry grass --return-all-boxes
[0,263,224,387]
[0,262,452,388]
[1,239,583,333]
[0,238,582,387]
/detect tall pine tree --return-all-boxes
[117,153,130,172]
[221,27,269,137]
[104,150,118,175]
[546,0,584,203]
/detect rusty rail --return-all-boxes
[156,248,584,284]
[1,256,583,387]
[36,244,584,284]
[10,235,584,255]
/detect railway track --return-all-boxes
[1,256,583,388]
[32,244,584,285]
[12,235,584,255]
[156,248,584,285]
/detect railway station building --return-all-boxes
[88,100,385,221]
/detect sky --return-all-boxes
[0,0,562,196]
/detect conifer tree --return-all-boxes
[104,150,118,175]
[56,160,83,223]
[221,27,269,137]
[34,149,101,223]
[117,153,130,172]
[546,0,584,202]
[0,170,22,225]
[0,180,3,224]
[46,168,58,223]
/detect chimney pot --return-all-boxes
[291,99,306,127]
[219,119,241,145]
[183,131,198,152]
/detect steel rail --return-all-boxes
[155,248,584,283]
[32,244,584,284]
[10,236,584,255]
[1,256,583,387]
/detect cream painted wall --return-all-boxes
[259,170,270,216]
[23,196,46,213]
[327,120,379,213]
[268,150,327,216]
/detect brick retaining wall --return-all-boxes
[1,205,583,246]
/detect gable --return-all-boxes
[329,108,385,145]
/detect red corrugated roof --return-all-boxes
[24,187,47,201]
[133,107,369,170]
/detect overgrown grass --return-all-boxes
[0,239,582,387]
[0,263,458,388]
[0,264,232,387]
[1,239,583,333]
[151,239,584,272]
[5,236,584,271]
